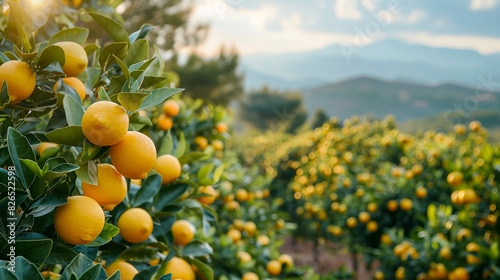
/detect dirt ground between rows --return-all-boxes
[280,236,378,279]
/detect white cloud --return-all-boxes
[184,2,370,56]
[361,0,378,11]
[397,32,500,54]
[335,0,363,20]
[470,0,498,10]
[385,9,427,24]
[407,10,427,23]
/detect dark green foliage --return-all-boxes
[239,86,308,133]
[173,50,244,106]
[311,108,329,129]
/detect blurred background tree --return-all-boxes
[239,86,308,133]
[117,0,244,106]
[311,108,329,129]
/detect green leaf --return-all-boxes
[129,24,154,43]
[135,88,184,112]
[57,79,83,106]
[45,126,85,146]
[86,223,120,247]
[0,79,10,110]
[78,140,102,164]
[97,87,111,101]
[84,67,100,90]
[124,39,149,66]
[213,165,224,184]
[132,265,159,280]
[63,95,85,126]
[158,132,173,156]
[61,254,94,280]
[75,160,98,185]
[117,92,151,112]
[158,274,172,280]
[35,193,67,207]
[141,76,167,89]
[15,20,31,52]
[6,2,33,47]
[43,163,79,182]
[129,111,153,126]
[155,184,189,210]
[107,272,121,280]
[49,27,89,45]
[197,163,214,183]
[79,264,102,280]
[84,44,100,57]
[98,42,129,68]
[173,131,186,158]
[113,55,130,82]
[134,174,162,207]
[45,243,78,265]
[3,239,53,267]
[89,13,130,43]
[189,258,214,280]
[37,45,65,70]
[7,127,36,188]
[0,52,11,63]
[19,159,44,178]
[0,267,18,280]
[10,257,44,280]
[182,241,213,257]
[178,152,207,165]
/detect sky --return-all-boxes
[187,0,500,56]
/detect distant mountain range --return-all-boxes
[241,39,500,90]
[301,76,500,122]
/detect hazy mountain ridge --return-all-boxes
[241,39,500,90]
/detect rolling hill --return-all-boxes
[301,76,500,122]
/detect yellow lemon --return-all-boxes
[278,254,293,269]
[197,186,216,206]
[163,257,195,280]
[212,139,224,151]
[400,198,413,211]
[237,251,252,263]
[0,60,36,104]
[105,261,138,280]
[82,101,129,146]
[266,260,282,276]
[215,122,227,133]
[54,196,104,245]
[110,131,156,179]
[244,221,257,236]
[117,208,153,243]
[54,41,88,77]
[162,100,180,117]
[447,171,463,187]
[157,114,173,131]
[257,235,270,246]
[82,163,127,211]
[154,154,181,184]
[194,136,208,150]
[242,272,259,280]
[227,229,241,243]
[171,220,195,246]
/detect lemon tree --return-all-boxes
[0,1,307,280]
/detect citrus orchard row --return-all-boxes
[238,117,500,279]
